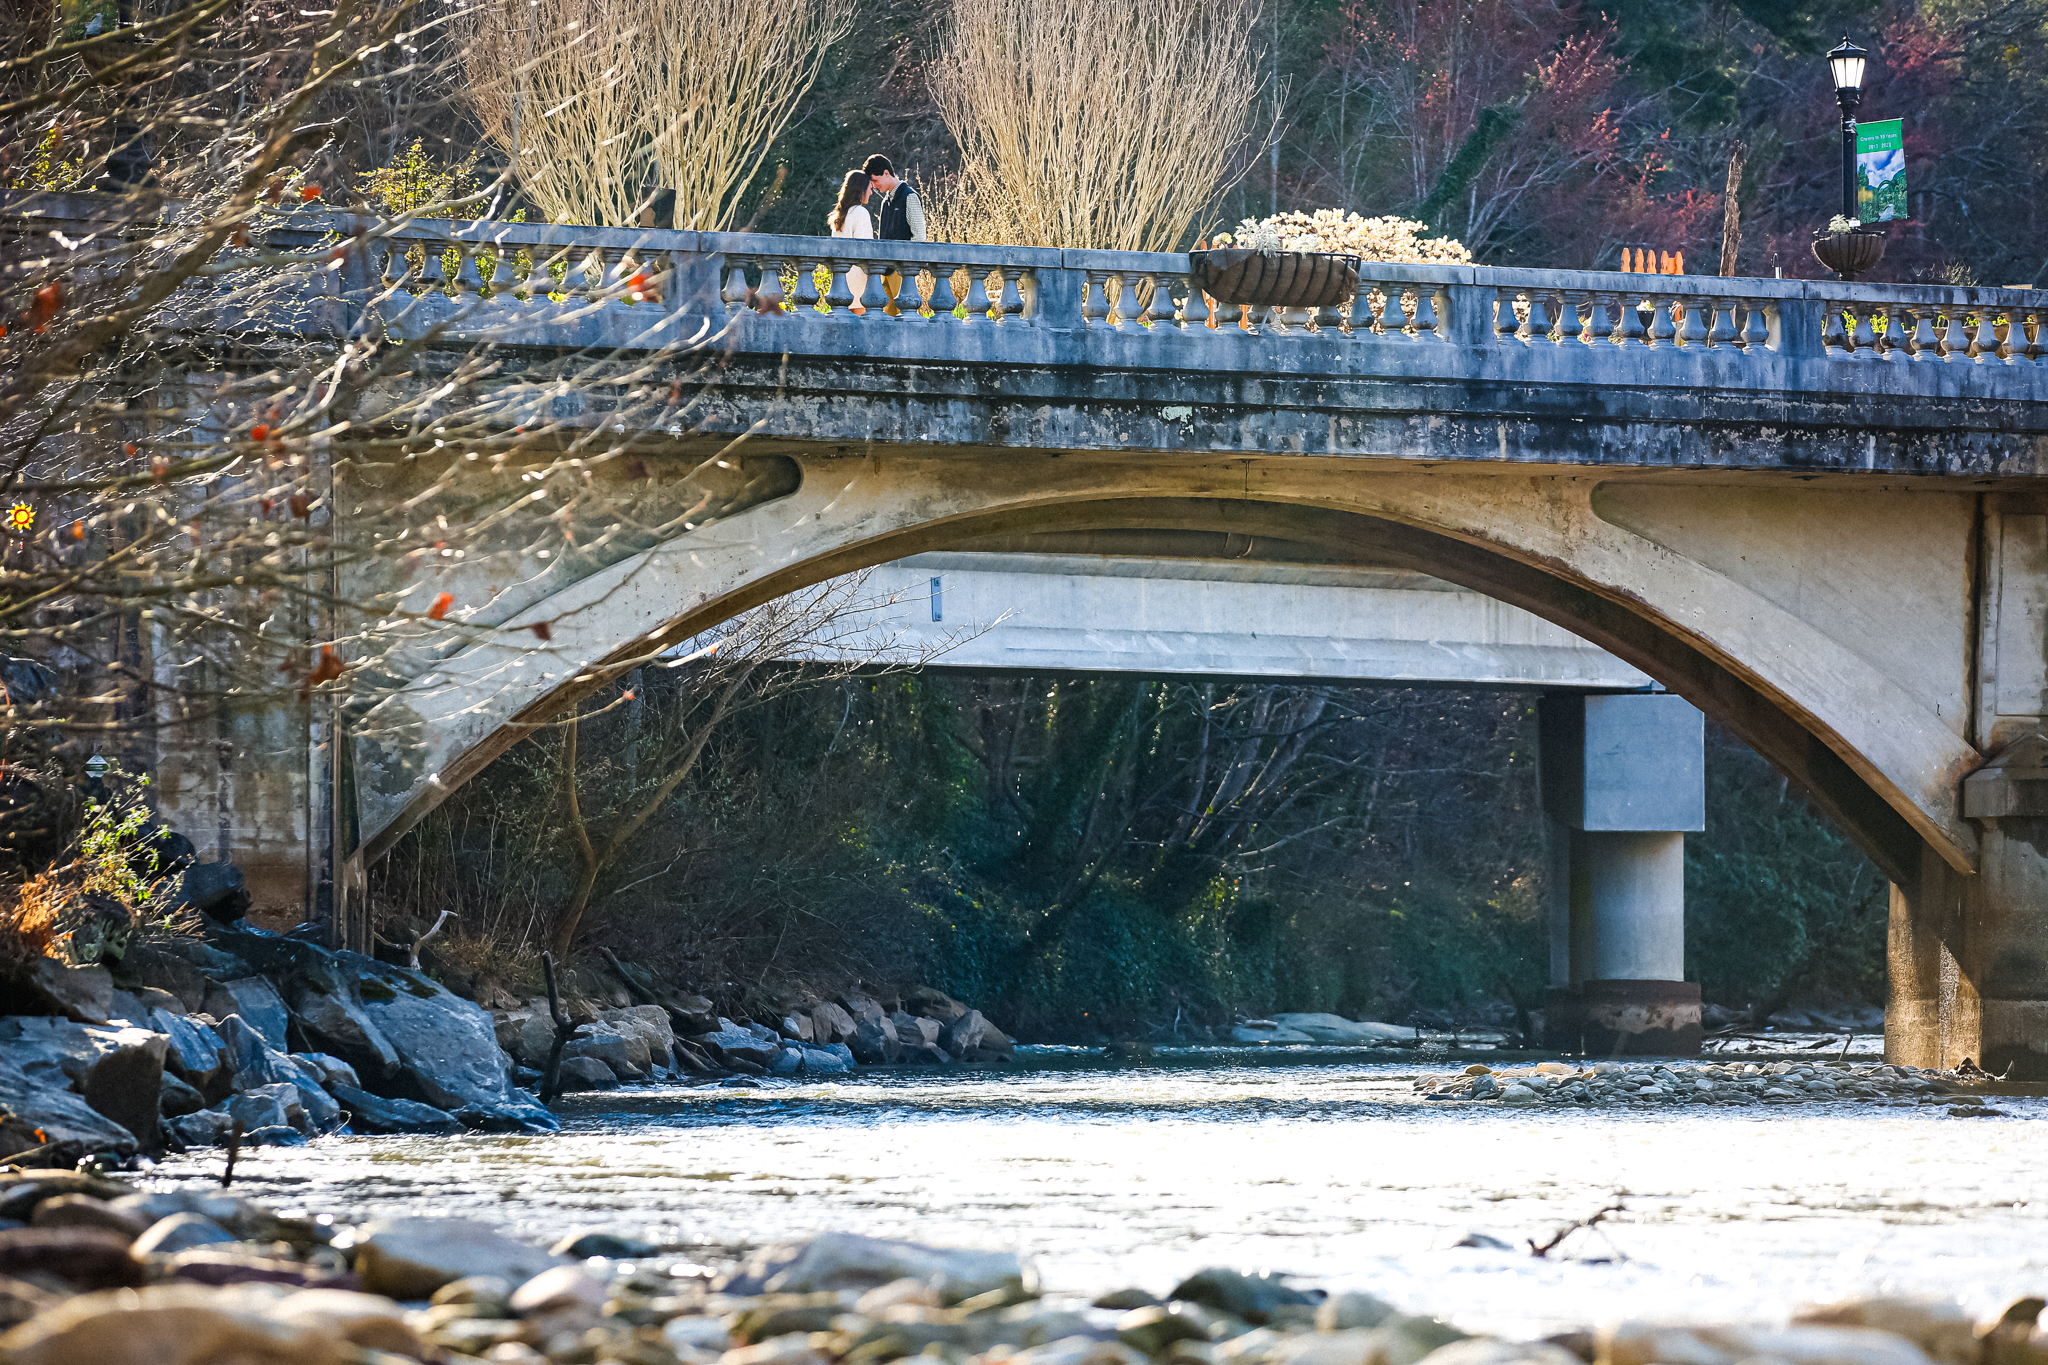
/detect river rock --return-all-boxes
[1170,1268,1317,1324]
[1010,1337,1148,1365]
[770,1045,803,1075]
[201,978,290,1052]
[907,986,968,1022]
[848,1014,901,1064]
[716,1231,1027,1301]
[1320,1290,1398,1331]
[210,1016,342,1133]
[696,1022,782,1070]
[27,1195,148,1239]
[0,1227,144,1289]
[940,1009,993,1058]
[666,1314,737,1354]
[556,1055,619,1091]
[163,1108,236,1148]
[893,1013,941,1047]
[509,1263,612,1315]
[1703,1326,1941,1365]
[173,861,250,921]
[147,1011,225,1086]
[603,1005,676,1069]
[1795,1298,1978,1365]
[1118,1303,1214,1354]
[157,1073,206,1118]
[291,1053,360,1091]
[0,959,114,1022]
[327,1083,464,1135]
[801,1045,855,1075]
[0,1282,419,1365]
[130,1212,237,1256]
[107,1191,276,1240]
[110,942,209,1013]
[79,1032,166,1149]
[563,1021,649,1080]
[225,1084,301,1134]
[347,959,555,1131]
[668,993,719,1034]
[353,1216,568,1298]
[0,1056,138,1165]
[810,1001,857,1045]
[1415,1340,1585,1365]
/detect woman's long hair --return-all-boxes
[828,171,871,232]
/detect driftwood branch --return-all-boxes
[1528,1200,1626,1259]
[538,951,581,1103]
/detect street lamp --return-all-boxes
[1828,37,1868,222]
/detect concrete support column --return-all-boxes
[1540,693,1705,1056]
[1888,735,2048,1077]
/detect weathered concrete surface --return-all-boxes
[848,551,1652,687]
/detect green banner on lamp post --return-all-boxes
[1856,119,1907,222]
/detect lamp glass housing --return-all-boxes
[1829,39,1867,92]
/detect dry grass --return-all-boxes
[0,872,61,963]
[930,0,1265,251]
[460,0,851,229]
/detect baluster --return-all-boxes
[963,268,993,323]
[1819,304,1846,352]
[858,260,891,318]
[823,260,855,314]
[1851,308,1879,356]
[721,261,750,312]
[1380,288,1410,338]
[1941,310,1969,359]
[1556,292,1584,343]
[1178,274,1209,330]
[2025,310,2044,363]
[376,240,405,291]
[753,258,786,313]
[1144,274,1177,330]
[521,248,557,302]
[998,268,1027,326]
[1648,295,1676,345]
[1617,295,1647,345]
[1899,306,1926,358]
[1742,301,1771,350]
[1584,294,1615,344]
[1412,287,1442,339]
[1348,287,1377,335]
[1314,289,1346,332]
[1109,276,1137,331]
[419,242,451,296]
[1519,294,1553,343]
[1679,297,1710,346]
[926,264,959,321]
[1214,297,1244,331]
[1708,299,1737,347]
[455,245,489,299]
[1973,312,2001,361]
[1495,289,1520,342]
[1083,271,1110,328]
[793,259,822,311]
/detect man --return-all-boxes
[861,155,924,314]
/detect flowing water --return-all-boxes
[149,1051,2048,1335]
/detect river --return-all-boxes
[148,1051,2048,1335]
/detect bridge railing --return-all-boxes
[5,193,2044,372]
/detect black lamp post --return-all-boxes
[1828,37,1868,221]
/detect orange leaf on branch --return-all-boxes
[427,592,454,621]
[289,494,312,518]
[300,645,345,698]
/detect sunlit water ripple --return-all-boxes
[147,1052,2048,1336]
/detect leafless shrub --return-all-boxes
[929,0,1266,250]
[459,0,853,228]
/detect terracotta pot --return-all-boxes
[1811,230,1887,280]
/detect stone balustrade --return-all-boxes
[5,193,2045,394]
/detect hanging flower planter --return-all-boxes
[1188,248,1361,308]
[1811,226,1886,280]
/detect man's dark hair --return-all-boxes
[861,155,892,177]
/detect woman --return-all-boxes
[828,170,873,313]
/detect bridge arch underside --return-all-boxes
[359,455,1981,903]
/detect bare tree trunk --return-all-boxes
[1719,142,1747,277]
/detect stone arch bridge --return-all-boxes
[21,198,2048,1074]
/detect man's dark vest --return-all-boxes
[876,184,918,240]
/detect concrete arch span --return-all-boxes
[348,453,2040,1073]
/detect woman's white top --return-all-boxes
[832,205,874,239]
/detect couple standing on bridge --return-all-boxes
[827,154,925,314]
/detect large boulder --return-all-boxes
[810,1001,857,1045]
[562,1021,649,1081]
[327,1084,463,1135]
[0,1282,419,1365]
[352,1216,566,1299]
[0,959,114,1023]
[604,1005,675,1069]
[848,1013,901,1065]
[110,943,209,1014]
[79,1032,166,1149]
[0,1017,167,1144]
[0,1057,138,1165]
[172,862,249,922]
[693,1021,780,1070]
[201,978,289,1052]
[666,993,718,1035]
[555,1056,619,1091]
[208,1015,343,1133]
[147,1011,225,1088]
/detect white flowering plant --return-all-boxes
[1211,210,1473,265]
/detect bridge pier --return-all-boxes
[1540,693,1706,1056]
[1889,735,2048,1078]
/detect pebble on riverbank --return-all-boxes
[1414,1060,1983,1109]
[3,1174,2046,1365]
